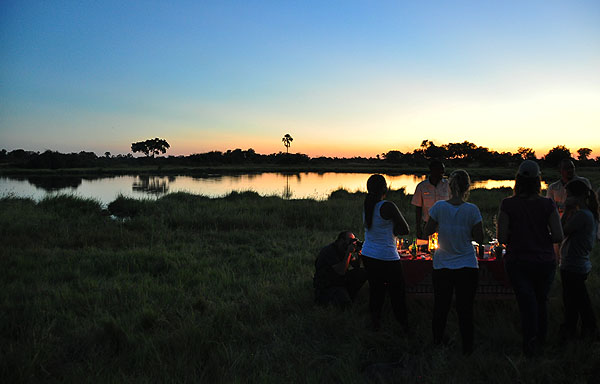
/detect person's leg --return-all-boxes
[532,262,556,348]
[363,256,386,330]
[454,268,479,355]
[506,261,538,356]
[323,287,351,309]
[432,268,453,345]
[560,269,580,338]
[576,273,598,336]
[386,260,408,330]
[345,267,368,302]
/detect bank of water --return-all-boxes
[0,172,528,206]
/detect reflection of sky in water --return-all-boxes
[0,173,547,206]
[471,180,548,190]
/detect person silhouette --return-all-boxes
[361,174,410,331]
[497,160,564,357]
[424,169,484,355]
[313,231,367,308]
[546,158,592,216]
[559,180,599,341]
[411,159,449,240]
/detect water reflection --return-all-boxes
[0,172,541,206]
[23,175,83,192]
[132,175,173,195]
[282,174,294,199]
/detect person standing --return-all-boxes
[362,174,410,331]
[313,231,368,309]
[497,160,564,357]
[559,180,599,340]
[411,159,449,240]
[424,170,484,355]
[546,158,592,216]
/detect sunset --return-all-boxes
[1,1,599,158]
[2,2,600,382]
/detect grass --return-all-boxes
[1,188,599,383]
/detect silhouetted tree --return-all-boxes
[131,138,170,157]
[444,141,478,161]
[544,145,571,167]
[517,147,536,160]
[282,134,293,154]
[577,148,592,161]
[383,150,404,163]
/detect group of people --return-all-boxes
[313,158,598,356]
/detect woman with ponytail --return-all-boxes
[424,169,483,355]
[361,174,410,331]
[559,179,599,340]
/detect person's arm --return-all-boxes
[424,217,438,237]
[497,208,509,245]
[381,201,410,236]
[472,221,484,259]
[331,247,353,275]
[548,208,564,243]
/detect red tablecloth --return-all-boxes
[400,256,512,295]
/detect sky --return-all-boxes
[1,0,599,158]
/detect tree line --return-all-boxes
[0,140,597,170]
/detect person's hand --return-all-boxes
[346,241,357,255]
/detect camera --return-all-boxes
[352,239,364,250]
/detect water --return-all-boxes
[0,172,524,206]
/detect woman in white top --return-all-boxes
[424,169,483,355]
[362,174,410,331]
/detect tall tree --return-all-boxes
[131,138,170,157]
[577,148,592,161]
[544,145,571,167]
[282,134,293,154]
[517,147,536,160]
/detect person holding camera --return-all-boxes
[362,174,410,331]
[313,231,367,308]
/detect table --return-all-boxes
[400,255,513,295]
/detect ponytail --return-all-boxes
[364,174,387,229]
[449,169,471,200]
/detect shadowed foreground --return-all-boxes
[1,190,599,383]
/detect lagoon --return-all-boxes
[0,172,528,206]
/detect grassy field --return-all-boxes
[1,185,599,383]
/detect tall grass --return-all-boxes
[1,189,599,383]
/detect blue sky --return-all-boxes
[1,0,599,157]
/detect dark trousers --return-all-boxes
[432,268,479,354]
[561,269,598,336]
[362,256,408,329]
[505,260,556,356]
[315,268,368,308]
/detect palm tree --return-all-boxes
[282,134,293,154]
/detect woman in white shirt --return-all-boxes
[362,174,410,331]
[424,169,484,355]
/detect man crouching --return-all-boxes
[313,231,368,308]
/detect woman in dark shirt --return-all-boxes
[497,160,563,357]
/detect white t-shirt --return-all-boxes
[546,175,592,216]
[429,200,482,270]
[411,178,449,222]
